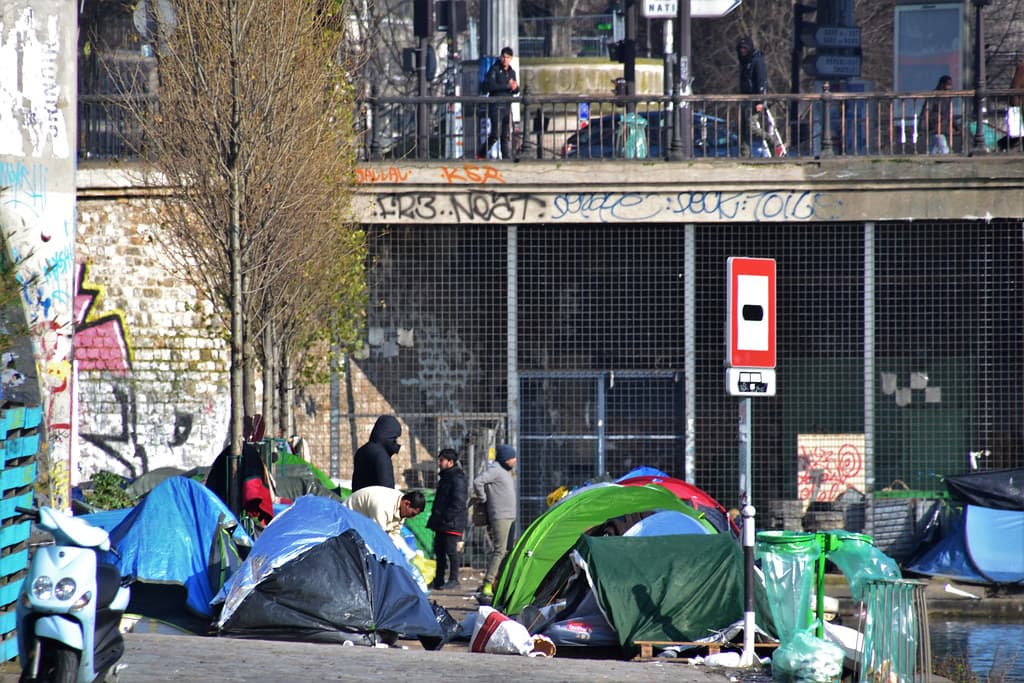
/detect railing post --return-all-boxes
[971,0,991,155]
[368,84,381,161]
[820,83,834,158]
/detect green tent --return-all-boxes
[493,483,716,616]
[578,533,775,647]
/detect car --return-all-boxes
[560,110,740,159]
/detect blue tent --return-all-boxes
[104,476,251,622]
[212,495,451,646]
[906,468,1024,585]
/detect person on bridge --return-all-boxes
[352,415,402,491]
[481,46,520,161]
[426,448,468,590]
[920,75,958,155]
[736,36,768,157]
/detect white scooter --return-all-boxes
[16,505,130,683]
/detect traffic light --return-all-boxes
[414,0,434,38]
[402,46,437,81]
[608,40,625,63]
[436,0,467,33]
[794,2,816,53]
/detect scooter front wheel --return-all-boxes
[20,638,80,683]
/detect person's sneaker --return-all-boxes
[441,579,461,590]
[429,579,444,590]
[481,583,493,597]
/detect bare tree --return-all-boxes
[105,0,365,512]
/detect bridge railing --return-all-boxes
[354,89,1024,162]
[76,89,1024,162]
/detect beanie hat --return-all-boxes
[495,444,516,466]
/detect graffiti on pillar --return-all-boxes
[1,2,76,510]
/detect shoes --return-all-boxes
[441,579,461,590]
[480,583,494,597]
[430,579,444,590]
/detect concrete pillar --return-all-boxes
[480,0,518,58]
[0,0,78,509]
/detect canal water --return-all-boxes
[930,619,1024,683]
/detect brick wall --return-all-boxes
[75,192,421,489]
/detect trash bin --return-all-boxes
[756,531,820,641]
[757,531,844,683]
[616,113,648,159]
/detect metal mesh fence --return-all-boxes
[358,221,1024,529]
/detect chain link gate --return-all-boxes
[518,370,686,525]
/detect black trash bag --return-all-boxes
[418,601,462,651]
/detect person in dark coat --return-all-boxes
[736,36,768,156]
[351,415,402,491]
[481,46,520,160]
[426,448,468,589]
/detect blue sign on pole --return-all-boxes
[578,102,590,123]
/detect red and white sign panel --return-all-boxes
[726,257,776,368]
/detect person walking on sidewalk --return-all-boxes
[427,448,468,590]
[472,444,517,598]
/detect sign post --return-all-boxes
[725,256,776,666]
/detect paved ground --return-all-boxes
[1,568,1017,682]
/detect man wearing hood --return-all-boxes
[352,415,402,491]
[472,444,517,598]
[736,36,768,156]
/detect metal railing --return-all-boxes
[77,89,1024,162]
[354,89,1024,162]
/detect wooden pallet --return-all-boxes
[633,640,779,661]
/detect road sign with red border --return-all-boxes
[726,257,776,369]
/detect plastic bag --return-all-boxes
[772,630,845,683]
[470,606,534,655]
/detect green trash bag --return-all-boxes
[617,113,649,159]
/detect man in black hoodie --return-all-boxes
[352,415,402,491]
[736,36,768,156]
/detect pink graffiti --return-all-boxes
[797,441,864,503]
[73,264,131,374]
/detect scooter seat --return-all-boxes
[96,563,123,609]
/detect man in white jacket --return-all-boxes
[345,486,425,557]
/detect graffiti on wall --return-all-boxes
[73,262,224,481]
[796,433,866,509]
[365,189,842,224]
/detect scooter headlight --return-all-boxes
[30,576,54,600]
[54,577,77,601]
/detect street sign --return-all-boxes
[726,257,776,398]
[641,0,742,19]
[726,257,776,369]
[803,53,862,79]
[799,24,861,49]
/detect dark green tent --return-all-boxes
[578,533,775,646]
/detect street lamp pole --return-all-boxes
[668,0,692,160]
[971,0,991,155]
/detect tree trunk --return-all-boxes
[262,322,275,440]
[228,0,244,516]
